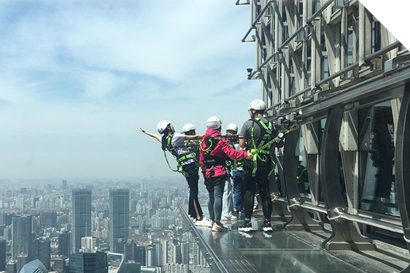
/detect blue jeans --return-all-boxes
[206,177,225,221]
[232,171,244,210]
[222,179,233,217]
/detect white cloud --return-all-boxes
[0,0,259,179]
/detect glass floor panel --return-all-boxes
[187,206,408,273]
[241,249,363,273]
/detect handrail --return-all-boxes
[276,41,403,105]
[274,197,404,234]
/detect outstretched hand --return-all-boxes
[139,128,146,134]
[246,152,253,159]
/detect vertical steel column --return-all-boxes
[395,82,410,273]
[271,149,292,222]
[320,104,375,250]
[283,127,322,231]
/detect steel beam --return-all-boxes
[320,103,375,250]
[395,82,410,273]
[282,127,322,231]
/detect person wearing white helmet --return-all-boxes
[139,121,207,225]
[238,99,277,232]
[221,123,245,221]
[199,117,253,232]
[182,123,201,164]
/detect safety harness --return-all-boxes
[163,135,197,177]
[225,138,244,174]
[200,137,225,178]
[247,122,300,177]
[247,118,275,177]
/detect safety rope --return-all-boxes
[163,151,188,177]
[248,123,300,177]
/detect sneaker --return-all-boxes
[194,216,208,226]
[231,210,239,218]
[229,214,238,221]
[238,221,252,232]
[207,220,215,228]
[212,222,228,232]
[221,215,231,221]
[261,221,273,232]
[221,214,237,221]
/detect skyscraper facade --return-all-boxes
[12,215,33,261]
[109,189,129,253]
[72,189,92,254]
[68,251,107,273]
[58,231,70,257]
[135,246,146,266]
[0,239,6,271]
[33,238,51,270]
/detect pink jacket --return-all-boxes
[199,129,248,178]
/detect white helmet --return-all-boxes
[226,123,238,132]
[206,116,222,129]
[157,120,171,134]
[248,99,267,111]
[182,123,196,133]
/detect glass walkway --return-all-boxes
[181,207,409,273]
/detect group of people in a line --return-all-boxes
[140,99,277,233]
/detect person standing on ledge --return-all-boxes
[200,116,253,232]
[140,121,207,226]
[238,100,276,232]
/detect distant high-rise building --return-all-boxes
[161,240,169,265]
[53,257,67,273]
[181,243,189,265]
[33,238,51,270]
[6,260,17,273]
[145,245,157,266]
[58,232,71,257]
[72,189,92,254]
[109,189,129,253]
[12,215,33,262]
[62,180,67,190]
[32,217,41,235]
[123,239,135,262]
[3,213,14,226]
[67,251,107,273]
[171,244,181,264]
[40,212,57,228]
[154,241,163,266]
[135,246,146,266]
[81,236,97,251]
[17,254,29,273]
[0,239,6,271]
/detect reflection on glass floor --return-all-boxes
[192,216,407,273]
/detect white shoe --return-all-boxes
[194,216,208,226]
[208,220,215,228]
[229,214,237,221]
[212,222,228,232]
[221,214,237,221]
[221,216,230,221]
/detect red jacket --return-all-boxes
[199,129,248,178]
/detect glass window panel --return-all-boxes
[297,135,310,199]
[359,101,397,216]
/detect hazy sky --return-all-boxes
[0,0,407,181]
[0,0,262,180]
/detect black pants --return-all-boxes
[183,163,203,219]
[243,159,272,220]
